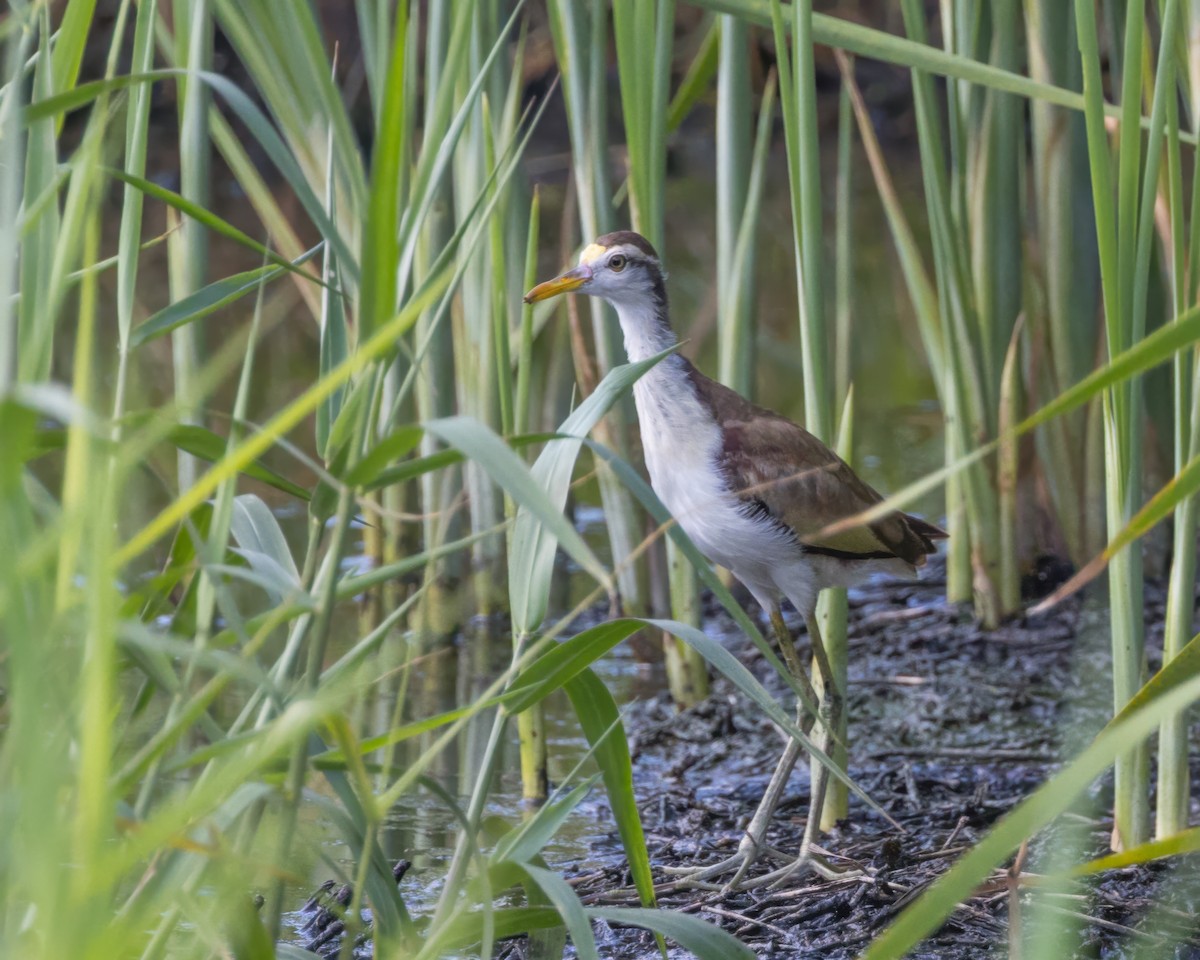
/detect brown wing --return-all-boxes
[685,363,945,567]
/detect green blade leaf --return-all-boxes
[130,244,321,348]
[106,168,330,291]
[24,69,180,124]
[357,0,408,338]
[343,426,425,487]
[1064,825,1200,877]
[166,424,309,501]
[425,416,612,593]
[510,348,674,633]
[492,778,598,867]
[504,620,645,715]
[587,907,755,960]
[436,906,564,952]
[564,668,656,911]
[524,865,601,960]
[863,632,1200,958]
[229,494,301,587]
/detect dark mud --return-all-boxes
[298,561,1200,958]
[534,563,1200,959]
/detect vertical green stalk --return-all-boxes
[168,0,212,490]
[928,1,972,609]
[771,0,848,827]
[834,74,853,406]
[663,543,707,708]
[68,210,107,898]
[1023,0,1099,566]
[113,0,156,432]
[1022,0,1099,561]
[1106,0,1150,852]
[716,14,753,395]
[826,62,857,828]
[998,325,1022,615]
[903,0,1004,626]
[515,190,540,439]
[548,0,652,618]
[1075,0,1178,850]
[820,390,855,827]
[485,97,514,439]
[18,12,59,385]
[1155,0,1195,841]
[453,4,506,616]
[514,195,547,798]
[613,0,709,705]
[414,0,465,642]
[1117,0,1178,849]
[977,0,1024,606]
[495,89,548,799]
[789,1,829,427]
[0,11,24,389]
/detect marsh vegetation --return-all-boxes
[2,1,1200,957]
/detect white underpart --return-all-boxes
[606,291,834,617]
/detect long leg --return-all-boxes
[799,612,839,854]
[757,611,855,887]
[664,604,819,889]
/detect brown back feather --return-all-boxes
[683,361,945,567]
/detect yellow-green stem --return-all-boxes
[665,539,710,707]
[518,700,549,802]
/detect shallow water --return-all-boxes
[277,608,670,937]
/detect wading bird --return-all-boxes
[525,231,946,889]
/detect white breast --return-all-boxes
[632,363,798,609]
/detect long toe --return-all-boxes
[760,848,863,890]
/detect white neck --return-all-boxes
[611,298,677,362]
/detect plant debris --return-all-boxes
[547,560,1200,958]
[296,559,1200,958]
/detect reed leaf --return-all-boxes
[864,644,1200,958]
[564,669,657,913]
[693,0,1197,140]
[510,349,673,634]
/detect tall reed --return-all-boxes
[1072,0,1181,851]
[609,0,712,706]
[1154,0,1197,841]
[407,3,465,644]
[768,0,852,828]
[546,0,654,624]
[9,3,1200,957]
[1023,0,1105,567]
[715,14,755,396]
[167,0,213,491]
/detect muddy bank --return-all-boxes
[297,560,1200,958]
[542,563,1200,958]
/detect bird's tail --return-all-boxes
[904,513,949,553]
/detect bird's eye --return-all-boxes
[608,254,627,272]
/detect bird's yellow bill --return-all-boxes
[523,265,591,303]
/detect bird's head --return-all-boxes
[523,231,664,309]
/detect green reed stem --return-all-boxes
[716,13,753,395]
[834,73,853,405]
[1156,6,1195,840]
[549,0,652,617]
[771,0,849,828]
[168,0,212,491]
